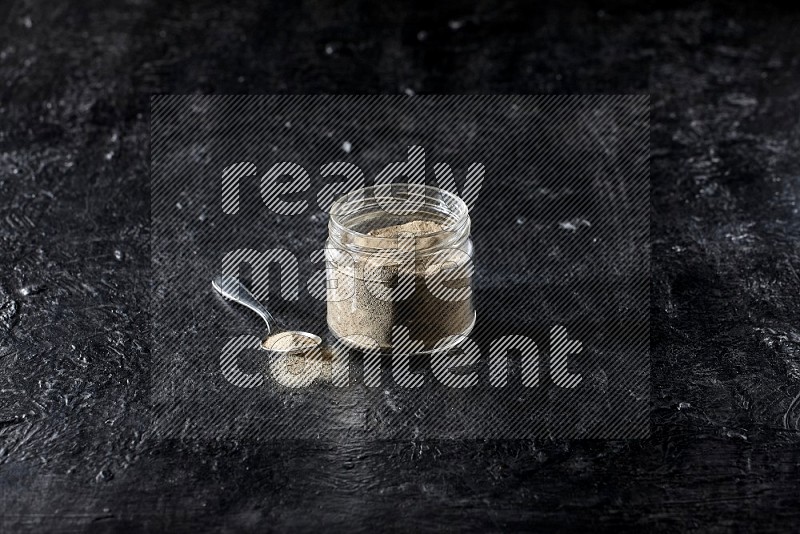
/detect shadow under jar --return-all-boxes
[326,184,475,352]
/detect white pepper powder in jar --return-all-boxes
[325,184,475,352]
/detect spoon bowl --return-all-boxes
[260,330,322,354]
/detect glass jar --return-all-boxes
[326,184,475,352]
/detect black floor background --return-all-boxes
[1,0,800,531]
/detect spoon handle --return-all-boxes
[212,275,276,335]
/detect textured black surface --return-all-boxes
[1,0,800,531]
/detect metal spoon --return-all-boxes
[211,274,322,354]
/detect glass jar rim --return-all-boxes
[328,183,470,247]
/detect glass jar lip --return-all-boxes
[328,183,471,243]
